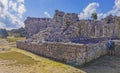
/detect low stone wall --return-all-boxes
[114,41,120,56]
[16,41,108,66]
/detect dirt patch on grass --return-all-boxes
[0,60,16,65]
[0,65,32,73]
[0,39,11,53]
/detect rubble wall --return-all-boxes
[16,41,107,66]
[113,41,120,56]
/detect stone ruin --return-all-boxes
[24,10,120,44]
[17,10,120,66]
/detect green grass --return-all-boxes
[0,38,85,73]
[0,51,37,65]
[6,37,25,42]
[10,48,86,73]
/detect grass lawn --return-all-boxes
[0,48,86,73]
[0,39,86,73]
[6,37,25,42]
[0,51,37,65]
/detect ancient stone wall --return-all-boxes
[24,10,120,42]
[75,20,90,37]
[24,17,52,36]
[114,17,120,37]
[53,10,65,25]
[17,41,107,66]
[62,13,79,32]
[113,40,120,56]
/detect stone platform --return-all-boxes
[16,41,116,66]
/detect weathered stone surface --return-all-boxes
[21,10,120,66]
[17,41,108,66]
[25,10,120,43]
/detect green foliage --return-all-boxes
[14,34,21,37]
[0,29,8,38]
[8,27,28,37]
[91,13,98,20]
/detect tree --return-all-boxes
[91,13,98,20]
[0,29,8,38]
[8,27,28,37]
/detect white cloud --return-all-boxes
[97,0,120,19]
[79,0,120,20]
[0,0,26,29]
[18,3,26,18]
[9,1,17,11]
[17,0,24,3]
[44,11,51,18]
[115,0,120,8]
[107,0,120,16]
[79,2,99,19]
[0,22,5,28]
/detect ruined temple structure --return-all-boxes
[24,10,120,43]
[17,10,120,66]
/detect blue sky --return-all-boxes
[0,0,120,29]
[24,0,114,18]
